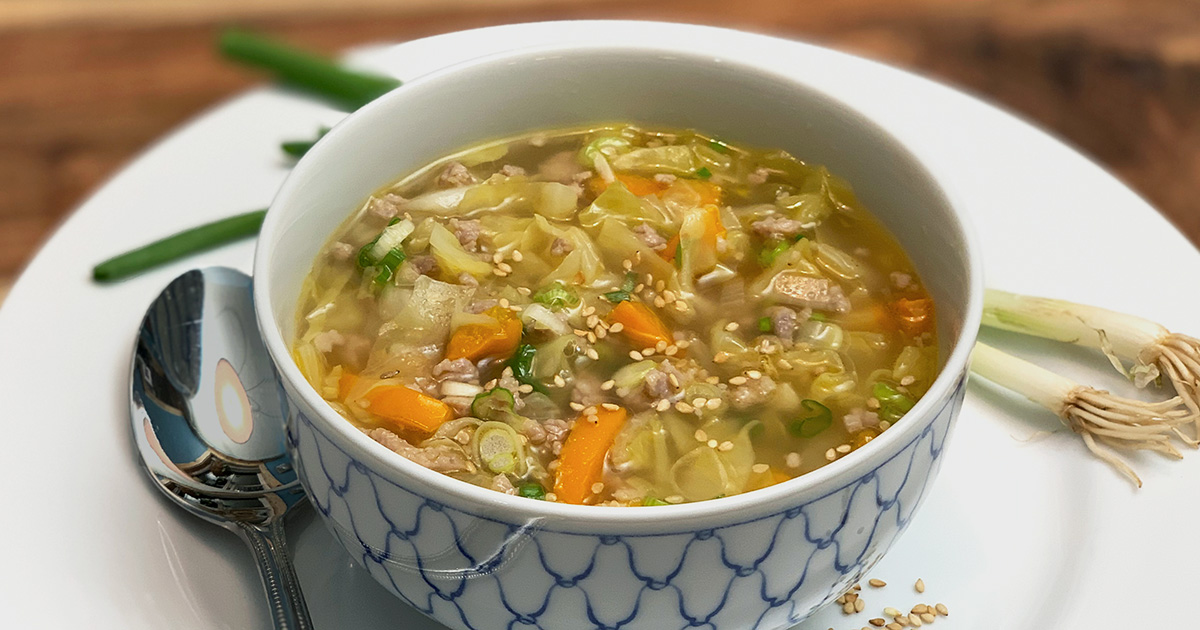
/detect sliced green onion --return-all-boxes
[93,209,266,282]
[642,497,670,506]
[371,248,406,286]
[872,381,915,423]
[219,30,401,110]
[789,399,833,438]
[518,483,546,500]
[532,282,580,309]
[473,422,524,474]
[508,343,549,395]
[708,139,729,154]
[695,167,713,179]
[603,272,638,304]
[758,239,789,267]
[970,342,1192,488]
[809,312,828,322]
[757,317,773,333]
[471,387,516,422]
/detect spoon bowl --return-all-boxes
[130,267,312,629]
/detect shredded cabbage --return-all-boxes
[610,146,698,175]
[429,223,492,278]
[578,182,669,230]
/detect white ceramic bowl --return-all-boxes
[254,37,982,630]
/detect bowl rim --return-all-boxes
[253,35,984,526]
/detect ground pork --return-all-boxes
[843,408,881,433]
[633,224,668,251]
[730,375,777,409]
[498,164,526,177]
[571,374,607,407]
[550,237,574,257]
[490,474,516,495]
[538,151,585,183]
[436,161,478,188]
[408,255,437,276]
[433,358,479,384]
[751,215,808,240]
[653,173,677,186]
[368,193,407,220]
[328,242,355,261]
[466,299,498,314]
[312,330,370,370]
[367,428,472,473]
[890,271,913,290]
[746,167,771,185]
[449,218,482,252]
[765,306,799,343]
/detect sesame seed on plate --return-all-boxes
[676,339,691,349]
[492,268,508,277]
[674,301,688,312]
[855,599,865,613]
[869,619,886,627]
[517,286,532,296]
[587,332,597,343]
[573,329,588,337]
[908,613,922,627]
[664,495,684,504]
[920,613,936,623]
[915,578,925,593]
[713,352,729,364]
[883,607,901,618]
[497,262,513,273]
[746,370,762,379]
[667,373,680,387]
[868,579,887,588]
[654,296,666,308]
[517,384,533,394]
[692,397,707,408]
[664,345,679,356]
[642,347,656,356]
[935,603,948,616]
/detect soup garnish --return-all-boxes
[292,124,937,505]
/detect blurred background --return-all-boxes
[2,0,1198,303]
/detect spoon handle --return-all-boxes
[236,520,314,630]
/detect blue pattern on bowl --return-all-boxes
[288,374,965,630]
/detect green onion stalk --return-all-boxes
[970,342,1192,488]
[983,289,1200,439]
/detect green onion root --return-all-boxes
[971,342,1192,488]
[983,289,1200,439]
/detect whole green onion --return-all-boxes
[92,209,266,282]
[219,30,401,110]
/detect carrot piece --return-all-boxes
[587,174,669,198]
[892,297,934,336]
[338,371,358,399]
[851,427,881,450]
[841,302,895,332]
[446,306,522,362]
[659,233,681,262]
[681,180,722,206]
[608,300,675,351]
[553,406,628,504]
[363,383,455,435]
[699,204,726,250]
[747,466,792,491]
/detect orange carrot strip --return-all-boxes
[553,406,628,504]
[659,233,681,262]
[682,180,722,206]
[892,297,934,336]
[363,384,455,435]
[446,306,522,362]
[698,204,726,252]
[338,371,358,399]
[608,300,675,351]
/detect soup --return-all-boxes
[292,124,937,506]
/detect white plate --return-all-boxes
[1,21,1198,629]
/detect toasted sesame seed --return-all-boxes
[729,376,748,385]
[868,579,886,588]
[854,599,865,613]
[574,329,589,337]
[713,352,729,364]
[502,367,514,377]
[511,250,524,262]
[706,398,721,410]
[718,441,734,452]
[825,448,837,461]
[836,444,852,454]
[622,259,633,270]
[595,328,607,339]
[584,406,598,416]
[635,283,645,292]
[654,340,668,352]
[485,379,498,389]
[883,608,901,618]
[920,613,935,623]
[747,370,762,379]
[642,347,656,356]
[665,495,684,504]
[601,403,620,411]
[644,273,654,285]
[518,384,534,394]
[586,348,600,360]
[935,603,948,616]
[751,463,770,474]
[915,578,925,593]
[587,331,597,343]
[655,280,665,291]
[569,402,585,411]
[869,619,886,628]
[553,374,566,388]
[866,397,880,410]
[663,290,676,302]
[582,305,596,316]
[497,262,513,273]
[667,373,680,387]
[586,314,599,328]
[492,252,505,264]
[908,613,922,626]
[674,301,688,312]
[655,399,671,412]
[724,321,739,331]
[544,492,557,501]
[694,429,708,442]
[609,322,624,333]
[516,286,532,296]
[879,420,891,430]
[692,397,707,408]
[492,268,508,277]
[585,414,599,425]
[785,452,802,468]
[654,296,666,308]
[707,439,719,448]
[842,603,855,615]
[676,402,695,413]
[777,359,793,370]
[886,623,903,630]
[601,379,615,391]
[676,339,691,349]
[591,482,605,494]
[911,604,927,615]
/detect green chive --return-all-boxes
[789,399,833,438]
[281,126,330,158]
[518,483,546,500]
[93,209,267,282]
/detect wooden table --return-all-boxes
[2,0,1199,304]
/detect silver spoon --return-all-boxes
[129,267,312,629]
